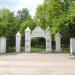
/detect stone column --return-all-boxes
[70,38,75,54]
[55,33,61,52]
[45,26,52,53]
[0,37,6,53]
[16,31,21,53]
[25,27,31,53]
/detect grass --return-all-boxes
[6,47,70,53]
[62,47,70,53]
[31,47,70,53]
[31,47,45,53]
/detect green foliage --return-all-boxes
[35,0,66,32]
[17,8,31,23]
[35,0,75,38]
[0,8,19,50]
[19,18,36,36]
[0,8,19,36]
[17,8,37,37]
[31,37,45,48]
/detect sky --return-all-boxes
[0,0,44,16]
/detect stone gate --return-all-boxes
[25,26,52,53]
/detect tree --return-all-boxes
[35,0,75,38]
[35,0,65,32]
[17,8,31,23]
[0,8,19,51]
[35,5,47,30]
[20,18,36,36]
[68,1,75,37]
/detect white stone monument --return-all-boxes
[25,26,52,53]
[0,37,6,53]
[16,31,21,53]
[25,27,31,53]
[55,33,61,52]
[70,38,75,54]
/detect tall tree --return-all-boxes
[35,0,65,31]
[17,8,31,23]
[35,0,74,37]
[0,8,19,51]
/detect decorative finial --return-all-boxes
[16,31,21,36]
[25,27,31,31]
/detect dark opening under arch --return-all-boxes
[31,37,46,53]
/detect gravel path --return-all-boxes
[0,53,75,75]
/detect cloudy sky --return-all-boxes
[0,0,44,16]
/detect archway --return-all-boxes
[25,26,52,53]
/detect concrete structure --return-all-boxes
[70,38,75,54]
[25,27,31,53]
[0,37,6,53]
[25,26,52,53]
[45,27,52,52]
[55,33,61,52]
[16,31,21,53]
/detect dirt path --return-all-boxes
[0,53,75,75]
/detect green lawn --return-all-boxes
[31,47,70,53]
[31,47,45,53]
[7,47,70,53]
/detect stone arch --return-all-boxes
[25,26,52,53]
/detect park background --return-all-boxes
[0,0,75,53]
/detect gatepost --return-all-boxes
[0,37,6,53]
[45,26,52,53]
[25,27,31,53]
[16,31,21,53]
[55,33,61,52]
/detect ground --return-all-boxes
[0,53,75,75]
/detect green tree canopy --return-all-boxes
[35,0,75,38]
[17,8,31,23]
[0,8,19,49]
[20,18,36,36]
